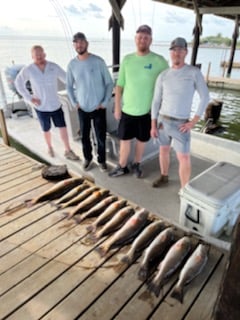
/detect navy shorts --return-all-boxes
[35,107,66,132]
[118,112,151,142]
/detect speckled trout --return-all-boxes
[121,220,169,265]
[148,236,191,297]
[138,227,175,281]
[170,243,209,303]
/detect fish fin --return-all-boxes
[138,267,148,281]
[170,286,183,304]
[95,246,106,258]
[147,281,161,297]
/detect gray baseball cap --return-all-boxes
[73,32,87,42]
[136,25,152,35]
[169,37,187,50]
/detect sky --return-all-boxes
[0,0,237,42]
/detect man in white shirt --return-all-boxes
[15,45,79,160]
[151,37,210,189]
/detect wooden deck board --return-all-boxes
[0,144,228,320]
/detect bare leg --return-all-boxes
[134,140,146,163]
[176,152,191,188]
[159,145,171,175]
[43,130,52,149]
[119,139,131,167]
[59,127,71,152]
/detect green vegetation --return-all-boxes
[200,33,240,48]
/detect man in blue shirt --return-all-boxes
[67,32,114,172]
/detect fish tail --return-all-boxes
[24,199,34,208]
[147,280,161,297]
[170,286,183,304]
[62,211,70,219]
[121,254,132,265]
[89,232,98,242]
[138,266,148,281]
[95,245,107,257]
[86,225,94,232]
[73,216,82,224]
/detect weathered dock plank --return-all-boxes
[0,144,228,320]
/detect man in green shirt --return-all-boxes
[109,25,168,178]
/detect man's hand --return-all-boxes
[31,97,41,106]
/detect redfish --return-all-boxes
[66,189,110,219]
[92,205,134,241]
[148,236,191,297]
[170,243,209,303]
[86,199,127,233]
[74,195,118,223]
[58,186,99,209]
[96,208,149,257]
[27,177,84,205]
[138,227,175,281]
[53,183,90,205]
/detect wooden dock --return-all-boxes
[206,76,240,91]
[0,144,228,320]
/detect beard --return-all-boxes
[77,47,87,55]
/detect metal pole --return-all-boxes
[0,72,10,145]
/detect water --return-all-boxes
[1,35,240,142]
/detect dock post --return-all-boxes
[213,215,240,320]
[0,72,10,145]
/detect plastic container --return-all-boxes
[179,161,240,238]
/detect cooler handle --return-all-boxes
[185,205,200,224]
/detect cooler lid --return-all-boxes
[183,162,240,206]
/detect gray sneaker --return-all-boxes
[65,150,80,161]
[108,165,129,177]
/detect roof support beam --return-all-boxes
[199,7,240,15]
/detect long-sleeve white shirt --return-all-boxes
[14,61,66,112]
[151,64,210,121]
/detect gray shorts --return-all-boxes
[157,116,190,153]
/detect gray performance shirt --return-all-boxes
[151,64,210,121]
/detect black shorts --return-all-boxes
[118,112,151,142]
[35,107,66,132]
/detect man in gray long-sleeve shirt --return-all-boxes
[66,32,114,172]
[151,37,210,189]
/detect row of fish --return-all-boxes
[23,177,209,304]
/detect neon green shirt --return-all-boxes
[117,52,168,116]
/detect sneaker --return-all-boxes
[65,150,80,161]
[83,159,92,170]
[99,162,108,172]
[108,165,129,177]
[131,162,143,178]
[152,175,169,188]
[48,147,55,157]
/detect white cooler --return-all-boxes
[179,161,240,238]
